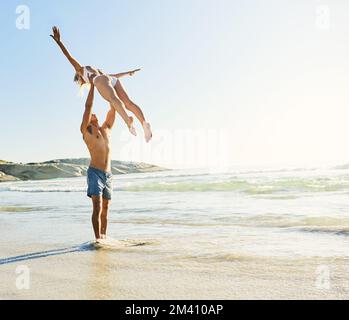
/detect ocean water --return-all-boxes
[1,164,349,263]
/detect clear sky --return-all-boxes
[1,0,349,168]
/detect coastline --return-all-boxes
[0,158,167,182]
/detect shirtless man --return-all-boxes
[80,76,116,242]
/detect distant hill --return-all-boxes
[0,158,167,182]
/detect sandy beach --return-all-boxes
[1,167,349,299]
[1,238,348,299]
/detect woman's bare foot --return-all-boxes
[128,116,137,136]
[142,121,152,143]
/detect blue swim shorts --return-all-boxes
[87,167,113,200]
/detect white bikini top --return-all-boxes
[82,67,99,84]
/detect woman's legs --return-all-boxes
[114,79,152,142]
[114,80,145,123]
[94,75,136,135]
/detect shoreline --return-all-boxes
[0,158,168,182]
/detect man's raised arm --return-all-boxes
[80,82,95,134]
[102,105,116,131]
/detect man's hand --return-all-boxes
[50,26,61,43]
[88,74,95,85]
[129,68,141,76]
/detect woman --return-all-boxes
[50,26,152,142]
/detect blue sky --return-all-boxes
[1,0,349,168]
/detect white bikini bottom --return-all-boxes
[92,75,118,87]
[110,76,117,87]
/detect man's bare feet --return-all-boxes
[142,121,152,143]
[95,238,108,245]
[128,116,137,136]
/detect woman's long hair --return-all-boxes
[74,66,104,96]
[74,72,84,86]
[74,72,90,97]
[74,66,104,86]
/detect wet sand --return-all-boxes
[1,239,348,300]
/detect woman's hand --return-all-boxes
[129,68,141,76]
[49,26,83,73]
[50,26,61,43]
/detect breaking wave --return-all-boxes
[2,176,349,195]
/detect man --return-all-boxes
[80,76,116,242]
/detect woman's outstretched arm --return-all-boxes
[109,68,141,79]
[50,26,83,73]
